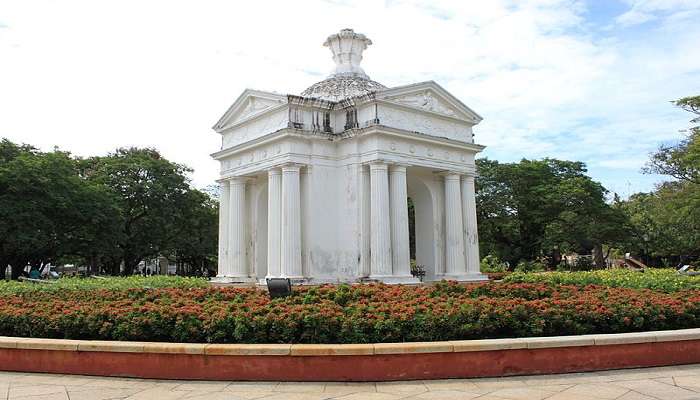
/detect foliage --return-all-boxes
[0,139,218,278]
[480,255,509,273]
[0,140,121,279]
[0,276,208,296]
[643,127,700,184]
[504,269,700,293]
[476,158,629,268]
[620,95,700,262]
[0,281,696,343]
[514,260,546,273]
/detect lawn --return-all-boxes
[0,274,698,344]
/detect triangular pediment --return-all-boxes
[213,89,287,132]
[378,81,482,124]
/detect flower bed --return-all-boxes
[504,269,700,292]
[0,281,698,344]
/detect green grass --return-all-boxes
[0,276,208,295]
[503,268,700,292]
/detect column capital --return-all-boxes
[369,161,389,171]
[228,176,253,185]
[442,172,462,181]
[462,171,478,179]
[435,170,463,179]
[280,163,303,173]
[267,168,282,176]
[389,164,409,173]
[216,178,231,185]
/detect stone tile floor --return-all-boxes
[1,364,699,400]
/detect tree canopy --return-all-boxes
[0,140,217,278]
[620,95,700,264]
[476,158,628,268]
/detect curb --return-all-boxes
[0,329,698,381]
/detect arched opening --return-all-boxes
[407,173,438,282]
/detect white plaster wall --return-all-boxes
[222,108,289,149]
[377,104,473,143]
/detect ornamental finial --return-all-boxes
[323,29,372,79]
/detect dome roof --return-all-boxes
[300,29,385,102]
[301,76,386,102]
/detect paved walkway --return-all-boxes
[1,364,700,400]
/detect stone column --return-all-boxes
[225,177,252,281]
[266,169,282,279]
[444,173,466,278]
[462,174,487,280]
[217,179,230,277]
[281,164,303,280]
[359,164,371,277]
[301,166,312,278]
[370,162,392,279]
[389,165,413,280]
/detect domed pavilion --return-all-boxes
[212,29,487,284]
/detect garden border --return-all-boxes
[0,329,699,381]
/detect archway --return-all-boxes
[407,171,438,282]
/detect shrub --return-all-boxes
[0,281,697,343]
[504,269,700,292]
[480,255,509,272]
[0,276,207,296]
[514,260,546,273]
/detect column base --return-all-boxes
[368,275,421,284]
[211,276,258,284]
[260,276,309,285]
[439,273,490,282]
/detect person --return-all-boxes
[146,267,151,276]
[29,267,40,279]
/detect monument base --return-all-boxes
[259,276,311,285]
[211,276,258,284]
[367,275,421,284]
[440,273,490,282]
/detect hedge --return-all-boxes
[503,269,700,292]
[0,281,697,343]
[0,276,208,296]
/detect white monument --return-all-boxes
[212,29,487,284]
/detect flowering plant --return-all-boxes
[0,281,697,344]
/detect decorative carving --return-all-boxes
[238,98,280,121]
[324,28,372,79]
[376,106,470,143]
[301,76,385,102]
[390,91,456,117]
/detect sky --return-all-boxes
[1,0,699,196]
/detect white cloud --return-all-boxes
[616,0,700,26]
[0,0,698,195]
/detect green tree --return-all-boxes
[476,158,628,268]
[167,188,219,276]
[623,95,700,264]
[80,148,193,275]
[0,139,120,279]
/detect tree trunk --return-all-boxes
[593,244,606,269]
